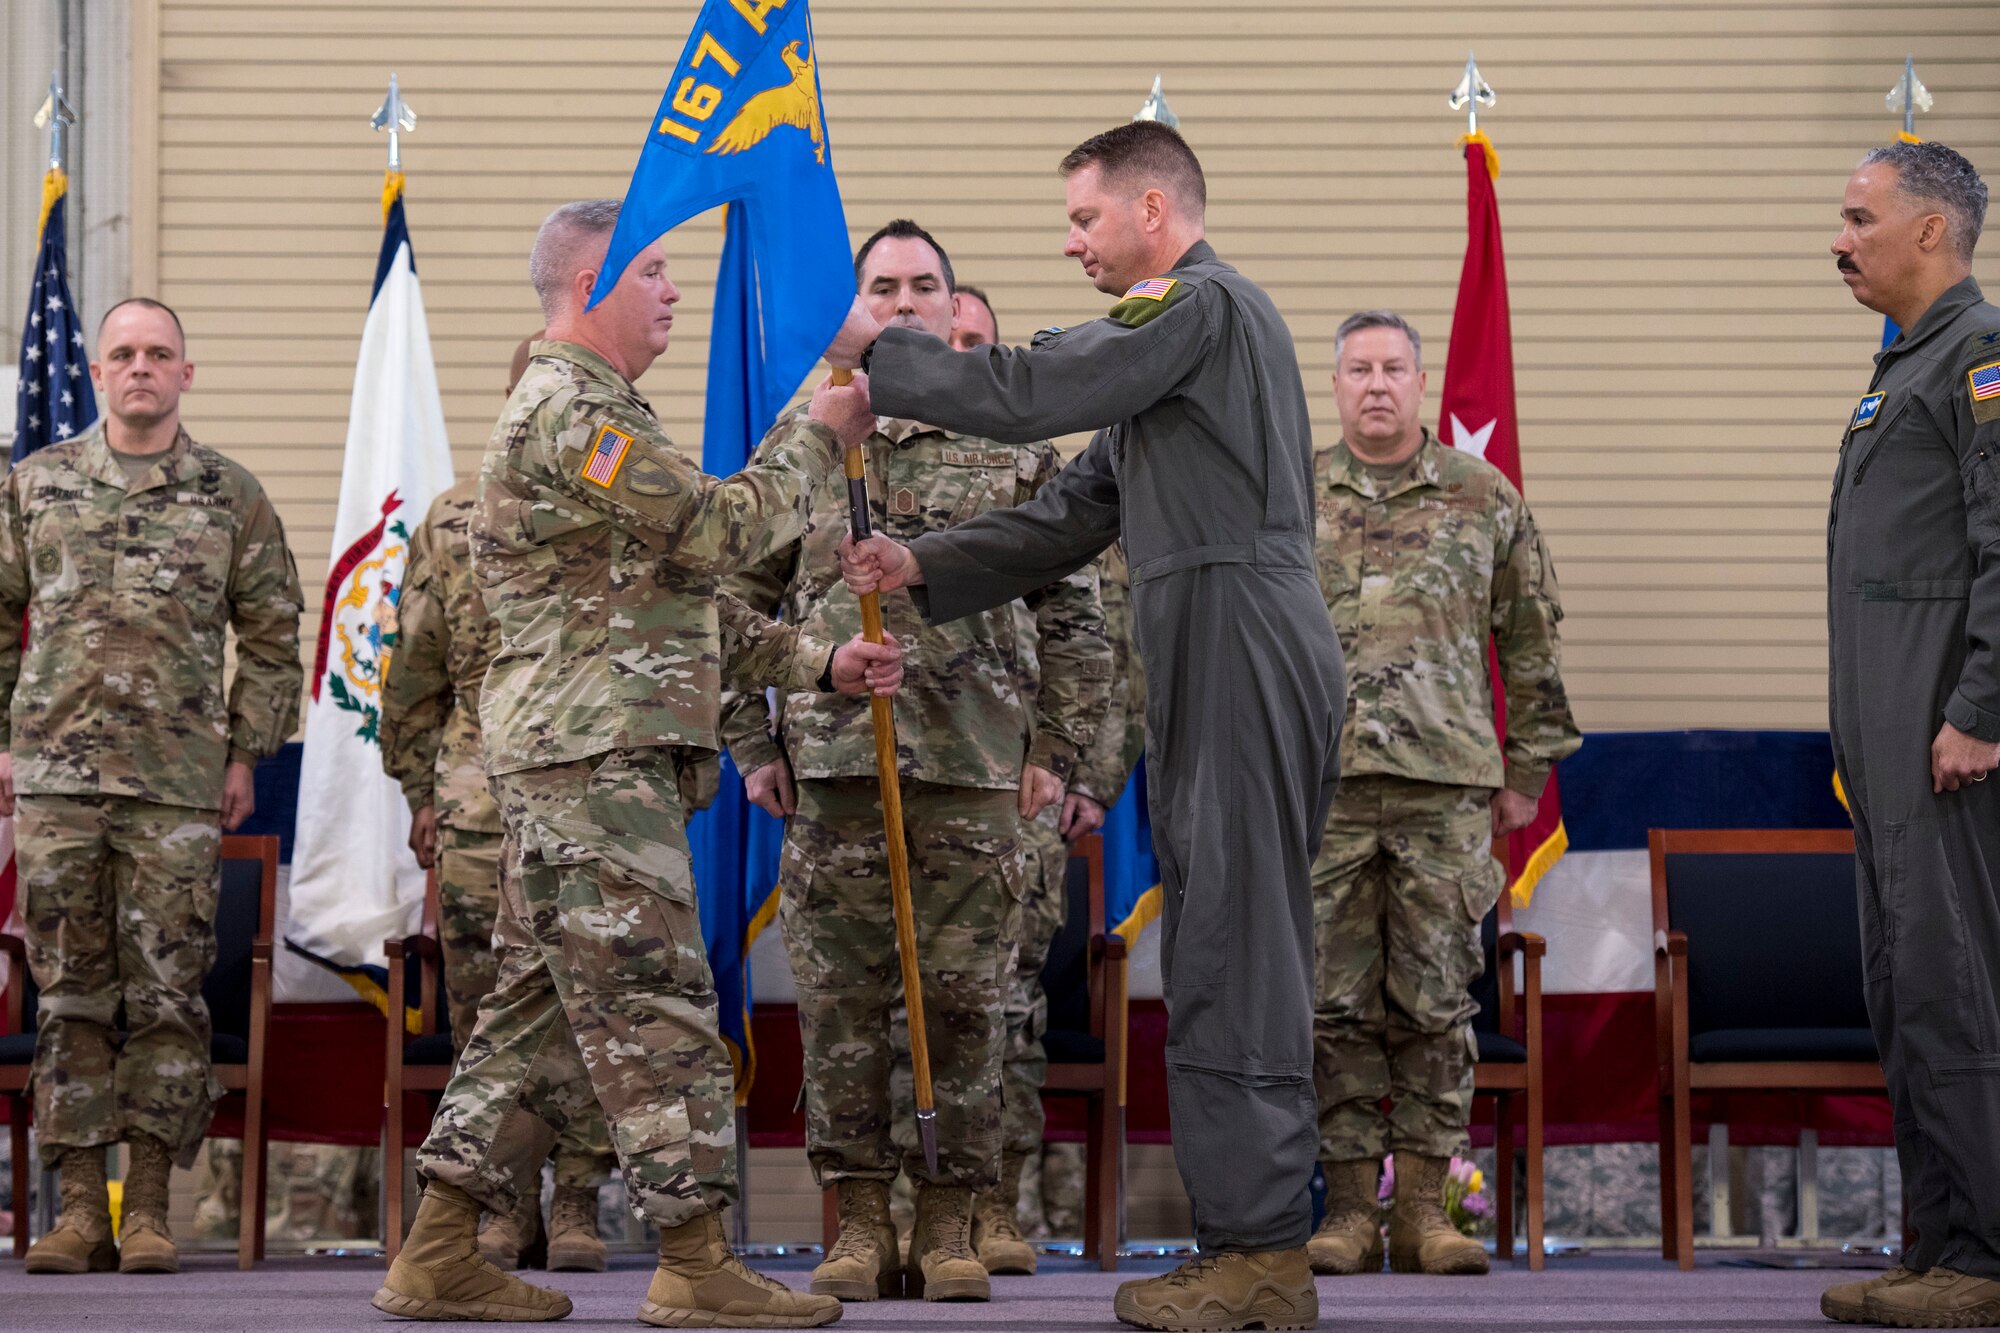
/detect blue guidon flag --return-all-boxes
[14,167,96,463]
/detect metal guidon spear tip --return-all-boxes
[1449,50,1496,136]
[371,72,419,171]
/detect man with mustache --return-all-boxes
[832,120,1344,1332]
[721,219,1109,1305]
[1821,141,2000,1329]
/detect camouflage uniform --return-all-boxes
[379,478,613,1191]
[0,423,302,1169]
[416,340,839,1229]
[721,411,1109,1189]
[1311,431,1579,1162]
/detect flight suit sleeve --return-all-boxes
[718,590,833,699]
[0,476,28,748]
[1017,442,1111,781]
[909,428,1124,625]
[378,519,450,815]
[549,394,837,577]
[868,287,1215,445]
[717,415,812,777]
[226,488,305,765]
[1490,493,1582,797]
[1946,333,2000,742]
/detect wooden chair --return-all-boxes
[1470,891,1547,1270]
[381,867,454,1262]
[1651,828,1882,1270]
[1,833,277,1269]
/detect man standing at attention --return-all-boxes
[1820,141,2000,1330]
[835,121,1345,1332]
[5,298,303,1276]
[1304,310,1577,1278]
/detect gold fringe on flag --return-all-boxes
[1507,818,1569,908]
[1457,129,1501,180]
[380,169,406,224]
[37,167,67,240]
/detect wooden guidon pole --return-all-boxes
[831,366,939,1175]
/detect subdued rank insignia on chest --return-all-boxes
[1969,361,2000,424]
[891,487,919,515]
[1850,392,1885,430]
[34,543,58,576]
[1124,278,1177,301]
[580,423,634,488]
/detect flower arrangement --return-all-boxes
[1378,1154,1493,1236]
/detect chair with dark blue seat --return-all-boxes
[1650,827,1881,1270]
[1469,891,1546,1269]
[2,834,278,1269]
[382,867,454,1262]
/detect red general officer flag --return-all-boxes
[1439,131,1568,905]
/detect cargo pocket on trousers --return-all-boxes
[607,1092,694,1165]
[1459,854,1505,925]
[529,817,706,999]
[1933,1059,2000,1237]
[1883,818,1975,1005]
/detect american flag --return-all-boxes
[14,170,97,464]
[1971,361,2000,403]
[581,423,632,486]
[1124,277,1176,301]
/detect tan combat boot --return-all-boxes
[971,1152,1037,1276]
[907,1185,990,1302]
[479,1183,547,1271]
[372,1180,574,1322]
[118,1133,181,1274]
[641,1208,840,1327]
[811,1179,901,1301]
[1388,1151,1488,1275]
[1864,1267,2000,1328]
[1112,1249,1318,1332]
[24,1147,118,1275]
[1822,1267,1916,1323]
[545,1185,607,1274]
[1307,1158,1384,1275]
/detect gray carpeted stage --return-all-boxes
[0,1251,1862,1331]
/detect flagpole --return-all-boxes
[1887,54,1931,145]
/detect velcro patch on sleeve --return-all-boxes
[579,423,635,487]
[1124,278,1177,301]
[1969,360,2000,424]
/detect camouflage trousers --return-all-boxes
[781,777,1023,1190]
[19,794,224,1170]
[1312,774,1501,1163]
[435,824,614,1190]
[419,747,734,1229]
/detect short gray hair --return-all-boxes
[1860,140,1988,264]
[529,199,622,318]
[1335,310,1422,369]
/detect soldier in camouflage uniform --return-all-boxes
[1306,311,1579,1278]
[373,200,899,1328]
[722,223,1109,1305]
[379,461,615,1273]
[0,298,303,1276]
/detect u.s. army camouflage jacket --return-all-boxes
[0,422,303,810]
[1069,543,1146,804]
[720,411,1110,792]
[473,340,839,775]
[1314,430,1579,796]
[379,478,502,832]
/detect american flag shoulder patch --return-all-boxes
[580,423,634,487]
[1124,277,1177,302]
[1969,359,2000,403]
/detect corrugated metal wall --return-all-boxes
[141,1,2000,731]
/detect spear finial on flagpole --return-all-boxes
[371,73,418,172]
[1886,55,1932,143]
[1134,74,1180,129]
[1449,51,1496,138]
[34,69,78,174]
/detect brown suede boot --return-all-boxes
[479,1183,547,1271]
[907,1185,990,1302]
[1388,1152,1488,1275]
[545,1185,607,1274]
[1864,1267,2000,1328]
[24,1147,118,1275]
[1822,1267,1916,1323]
[118,1134,180,1274]
[971,1152,1037,1276]
[1113,1249,1318,1332]
[1307,1158,1384,1275]
[811,1179,901,1301]
[372,1180,573,1322]
[641,1209,840,1327]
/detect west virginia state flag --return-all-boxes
[1440,133,1568,906]
[599,0,852,1097]
[285,172,455,1005]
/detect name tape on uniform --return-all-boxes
[1850,392,1885,430]
[581,423,634,487]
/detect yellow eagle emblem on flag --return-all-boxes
[706,40,825,166]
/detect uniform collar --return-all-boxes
[77,420,200,493]
[1876,275,1984,366]
[533,338,651,409]
[1327,429,1441,501]
[1171,239,1218,270]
